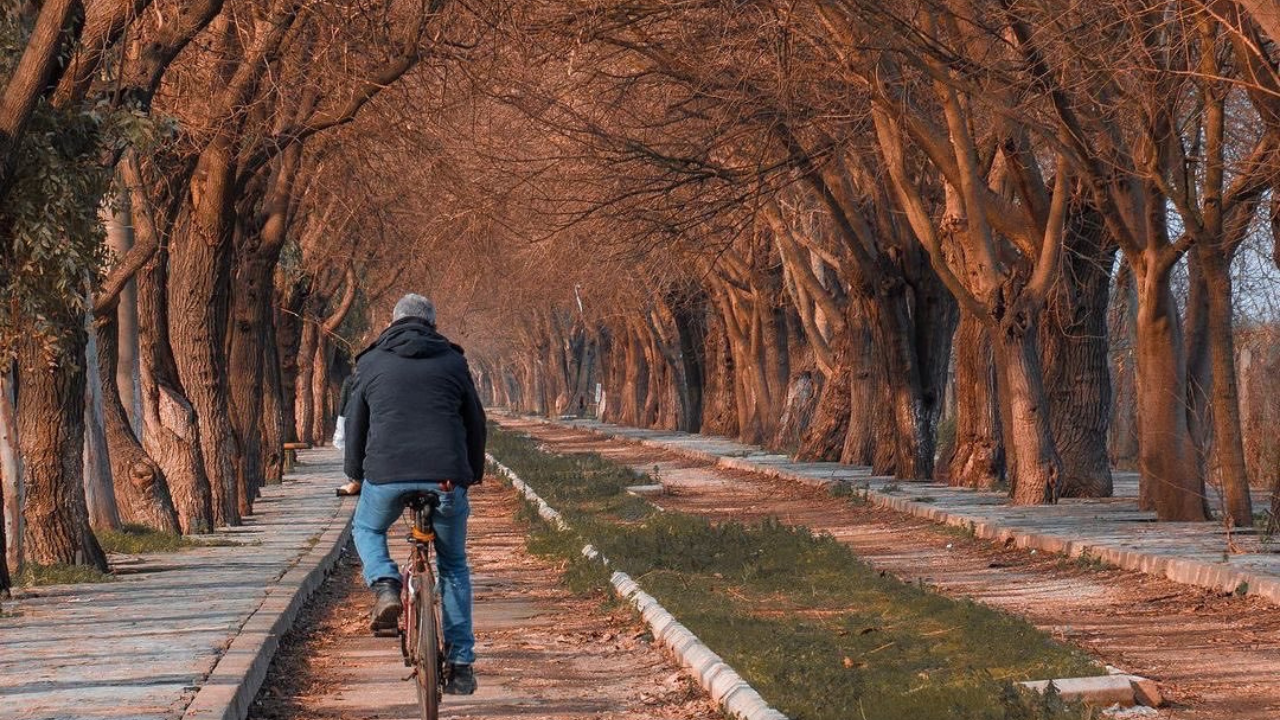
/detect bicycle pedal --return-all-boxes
[373,627,399,638]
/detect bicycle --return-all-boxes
[375,490,446,720]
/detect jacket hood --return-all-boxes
[369,318,460,359]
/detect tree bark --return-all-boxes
[82,309,121,531]
[1107,261,1140,470]
[227,254,271,507]
[1,368,22,574]
[1134,257,1208,521]
[137,255,215,534]
[261,314,287,485]
[294,317,318,444]
[1200,250,1253,525]
[1184,258,1212,475]
[700,311,738,438]
[310,338,333,445]
[798,363,848,461]
[944,310,1004,489]
[996,315,1063,505]
[167,144,242,526]
[0,469,8,594]
[16,325,108,570]
[1039,207,1114,498]
[866,291,938,479]
[104,194,143,435]
[842,305,878,466]
[96,313,180,533]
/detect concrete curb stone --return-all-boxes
[181,496,355,720]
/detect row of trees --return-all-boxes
[0,0,461,593]
[2,0,1277,596]
[458,0,1280,525]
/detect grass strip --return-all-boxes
[98,522,247,555]
[489,426,1105,720]
[14,563,114,586]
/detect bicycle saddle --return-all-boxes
[402,491,442,511]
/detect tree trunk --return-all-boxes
[277,282,306,443]
[842,306,878,466]
[996,317,1063,505]
[310,338,333,445]
[1,368,22,574]
[672,298,706,432]
[96,314,180,533]
[944,310,1004,489]
[866,292,935,479]
[798,365,848,461]
[1039,210,1114,498]
[1201,251,1253,526]
[137,255,215,534]
[167,150,241,526]
[294,318,318,445]
[104,195,142,435]
[1134,258,1208,521]
[0,471,8,594]
[1184,258,1212,476]
[261,315,287,485]
[1107,261,1140,470]
[227,255,270,505]
[640,329,663,427]
[16,325,108,570]
[701,311,738,437]
[82,309,121,531]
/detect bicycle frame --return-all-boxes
[399,500,436,664]
[395,491,445,720]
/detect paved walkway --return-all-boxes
[247,483,718,720]
[538,417,1280,605]
[0,448,351,720]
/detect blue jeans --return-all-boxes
[352,480,474,664]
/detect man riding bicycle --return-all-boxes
[343,293,486,696]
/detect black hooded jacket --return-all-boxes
[343,318,487,486]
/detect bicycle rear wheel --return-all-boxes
[414,567,442,720]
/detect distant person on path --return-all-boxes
[333,373,361,496]
[344,293,487,695]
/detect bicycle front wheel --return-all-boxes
[414,568,441,720]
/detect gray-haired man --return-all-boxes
[343,293,487,695]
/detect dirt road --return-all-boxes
[249,482,718,720]
[500,417,1280,720]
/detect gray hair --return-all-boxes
[392,293,436,326]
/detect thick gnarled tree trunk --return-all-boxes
[137,256,215,534]
[96,314,180,533]
[15,325,107,570]
[1039,208,1114,498]
[996,316,1063,506]
[944,310,1003,489]
[167,159,242,526]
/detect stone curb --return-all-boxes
[541,418,1280,607]
[181,496,356,720]
[487,455,788,720]
[1020,670,1164,708]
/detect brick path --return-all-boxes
[0,449,351,720]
